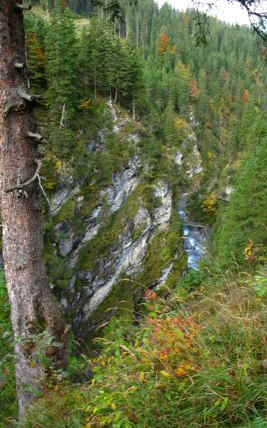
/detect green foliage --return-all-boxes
[22,271,267,427]
[136,211,186,291]
[24,13,48,92]
[45,5,79,121]
[247,267,267,299]
[11,3,267,427]
[79,18,143,107]
[78,183,151,273]
[215,125,267,269]
[0,271,16,426]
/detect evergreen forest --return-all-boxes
[0,0,266,426]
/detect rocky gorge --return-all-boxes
[44,102,207,338]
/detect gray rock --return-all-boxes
[175,151,183,165]
[104,156,141,214]
[156,264,173,290]
[51,184,80,216]
[154,182,172,230]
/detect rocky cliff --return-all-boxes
[42,102,206,338]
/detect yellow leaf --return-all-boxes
[138,372,145,382]
[160,370,172,378]
[128,386,137,393]
[110,402,116,410]
[175,366,186,377]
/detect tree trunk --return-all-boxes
[0,1,68,420]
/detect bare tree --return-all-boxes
[0,1,69,420]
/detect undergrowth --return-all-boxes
[0,270,16,427]
[22,267,266,428]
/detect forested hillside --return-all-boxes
[0,0,266,426]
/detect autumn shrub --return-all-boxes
[202,191,218,215]
[23,268,266,428]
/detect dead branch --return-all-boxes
[60,104,65,128]
[5,160,51,209]
[17,87,34,102]
[27,131,44,143]
[37,174,51,210]
[4,97,25,117]
[14,62,24,70]
[6,160,41,193]
[16,3,32,11]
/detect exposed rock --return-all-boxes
[134,207,151,229]
[83,229,152,317]
[51,183,80,215]
[225,185,233,198]
[55,222,75,257]
[104,156,141,214]
[175,151,183,165]
[82,206,102,243]
[154,182,172,230]
[71,178,177,331]
[186,145,203,178]
[127,133,140,144]
[108,99,129,134]
[155,264,173,290]
[46,105,185,338]
[87,140,102,153]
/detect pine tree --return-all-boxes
[45,1,78,124]
[0,2,68,419]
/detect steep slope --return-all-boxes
[44,101,206,338]
[0,3,267,425]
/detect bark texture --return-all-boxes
[0,1,68,420]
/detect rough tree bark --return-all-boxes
[0,1,68,420]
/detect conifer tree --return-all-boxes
[0,2,68,419]
[45,1,78,124]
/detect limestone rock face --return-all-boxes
[70,178,175,336]
[154,182,172,230]
[44,103,186,338]
[104,156,141,214]
[186,145,203,178]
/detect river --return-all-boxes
[178,194,208,270]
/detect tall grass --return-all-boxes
[23,268,266,427]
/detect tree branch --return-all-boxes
[5,160,51,209]
[27,131,45,143]
[37,174,51,210]
[6,160,41,193]
[17,86,34,102]
[60,104,65,128]
[14,62,24,70]
[16,3,32,11]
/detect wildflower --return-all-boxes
[160,370,172,378]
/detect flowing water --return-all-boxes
[178,194,208,270]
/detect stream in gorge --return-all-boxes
[178,194,209,270]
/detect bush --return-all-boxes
[23,270,266,427]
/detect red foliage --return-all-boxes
[242,89,250,103]
[159,32,170,56]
